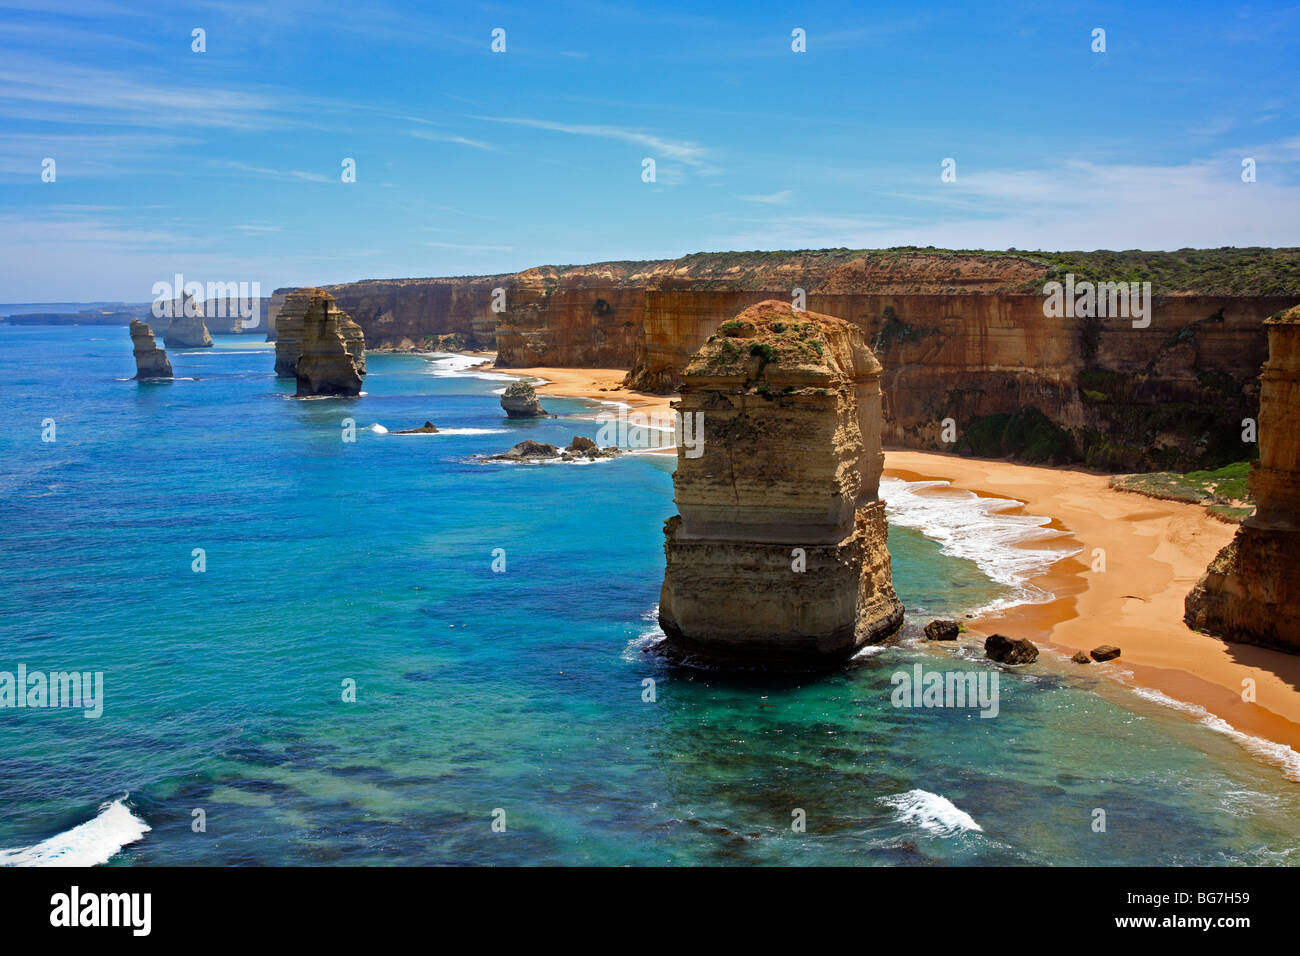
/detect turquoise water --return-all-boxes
[2,325,1300,866]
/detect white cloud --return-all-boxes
[410,130,495,150]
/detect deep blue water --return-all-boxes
[2,325,1300,866]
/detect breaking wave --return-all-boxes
[0,797,150,867]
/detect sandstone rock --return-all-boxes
[1186,305,1300,652]
[563,435,620,459]
[492,440,559,460]
[658,300,904,669]
[1089,645,1121,662]
[500,380,549,418]
[394,421,439,434]
[1071,651,1091,664]
[162,302,213,349]
[273,288,366,396]
[924,619,960,641]
[984,634,1038,665]
[130,320,172,380]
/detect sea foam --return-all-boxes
[880,476,1080,612]
[1128,685,1300,782]
[880,789,983,835]
[0,797,150,867]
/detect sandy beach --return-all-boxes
[481,359,1300,762]
[884,450,1300,760]
[485,362,677,417]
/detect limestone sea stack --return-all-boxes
[500,380,549,418]
[657,299,904,669]
[130,320,172,380]
[273,288,367,396]
[1185,305,1300,652]
[162,299,213,349]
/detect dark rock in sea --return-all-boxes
[130,319,172,379]
[984,634,1039,665]
[491,440,560,461]
[1089,645,1122,662]
[1071,651,1092,664]
[500,380,549,418]
[924,619,960,641]
[394,421,439,434]
[563,435,620,460]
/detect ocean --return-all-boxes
[2,325,1300,866]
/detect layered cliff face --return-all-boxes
[309,248,1298,470]
[658,300,903,669]
[1185,306,1300,652]
[274,288,367,396]
[129,320,172,380]
[315,276,509,352]
[621,253,1290,471]
[492,262,671,367]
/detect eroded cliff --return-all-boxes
[1185,306,1300,652]
[658,300,903,668]
[303,247,1300,469]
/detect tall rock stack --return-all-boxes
[658,300,904,668]
[1185,304,1300,652]
[273,287,367,397]
[129,320,173,380]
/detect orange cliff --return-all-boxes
[280,248,1300,470]
[1186,305,1300,651]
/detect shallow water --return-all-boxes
[2,327,1299,866]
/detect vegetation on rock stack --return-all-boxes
[700,305,831,391]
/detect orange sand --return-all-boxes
[884,450,1300,756]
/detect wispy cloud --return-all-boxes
[478,115,716,174]
[738,189,795,205]
[220,161,331,183]
[422,241,513,252]
[711,151,1300,251]
[410,130,495,150]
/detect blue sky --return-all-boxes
[1,0,1298,300]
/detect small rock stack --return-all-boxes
[658,300,904,669]
[500,380,549,418]
[130,320,173,380]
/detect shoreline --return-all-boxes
[480,359,678,417]
[440,355,1300,771]
[884,450,1300,767]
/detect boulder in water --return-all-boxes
[500,380,549,418]
[924,620,960,641]
[394,421,439,434]
[984,634,1038,665]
